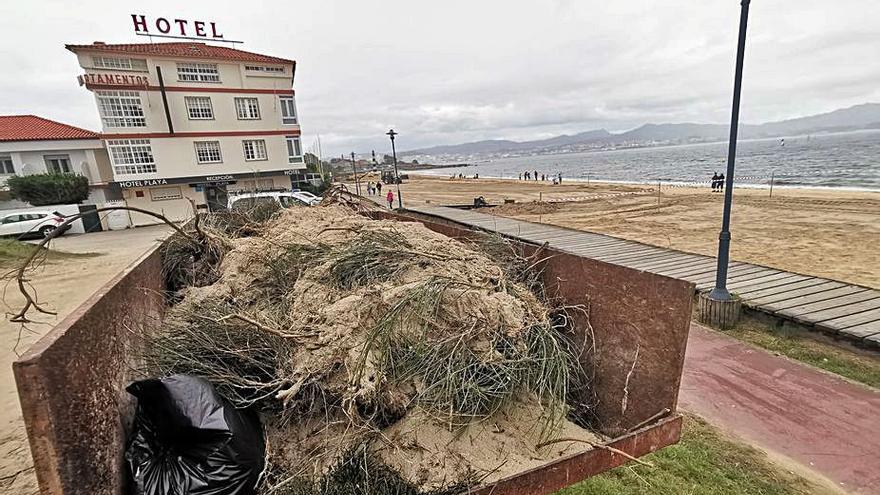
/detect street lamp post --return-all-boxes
[350,152,361,196]
[386,129,403,209]
[708,0,751,302]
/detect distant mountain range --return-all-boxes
[401,103,880,158]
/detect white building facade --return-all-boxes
[67,41,305,225]
[0,115,116,207]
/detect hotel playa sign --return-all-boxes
[130,14,241,43]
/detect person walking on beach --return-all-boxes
[558,172,562,184]
[711,172,719,192]
[518,173,522,180]
[386,190,394,209]
[377,181,383,194]
[534,170,538,181]
[524,171,530,180]
[718,173,725,192]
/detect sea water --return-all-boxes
[416,130,880,190]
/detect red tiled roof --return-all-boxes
[0,115,99,142]
[65,41,295,65]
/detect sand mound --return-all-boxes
[148,204,599,492]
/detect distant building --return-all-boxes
[66,41,305,224]
[0,115,115,206]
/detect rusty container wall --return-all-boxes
[390,210,693,437]
[13,249,165,495]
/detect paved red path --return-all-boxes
[679,324,880,494]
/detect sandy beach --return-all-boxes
[382,175,880,288]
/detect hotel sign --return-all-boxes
[78,73,149,87]
[131,14,238,42]
[113,170,299,189]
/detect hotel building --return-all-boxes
[67,41,305,224]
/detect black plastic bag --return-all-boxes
[125,374,265,495]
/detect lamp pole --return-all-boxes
[387,129,403,209]
[709,0,751,301]
[350,152,361,196]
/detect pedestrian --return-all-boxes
[518,173,522,180]
[386,189,394,209]
[718,173,725,192]
[377,181,383,194]
[711,172,719,192]
[525,171,530,180]
[541,174,545,181]
[534,170,538,181]
[558,172,562,184]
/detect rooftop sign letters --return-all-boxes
[131,15,234,42]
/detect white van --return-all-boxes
[227,191,311,210]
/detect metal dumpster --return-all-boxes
[14,210,693,495]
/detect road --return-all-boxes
[680,323,880,494]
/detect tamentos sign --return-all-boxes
[131,14,224,40]
[78,73,149,87]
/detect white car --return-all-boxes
[0,211,69,239]
[228,191,311,210]
[290,190,322,206]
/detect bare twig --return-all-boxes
[7,206,199,323]
[535,437,654,468]
[627,407,672,433]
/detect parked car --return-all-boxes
[228,191,313,210]
[289,190,322,206]
[0,211,70,239]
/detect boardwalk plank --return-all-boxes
[820,308,880,329]
[726,272,802,291]
[685,264,766,285]
[744,281,846,305]
[631,255,711,271]
[763,287,870,312]
[657,262,726,279]
[792,297,880,323]
[839,322,880,339]
[694,268,783,291]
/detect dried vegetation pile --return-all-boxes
[147,195,600,494]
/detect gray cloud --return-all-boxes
[0,0,877,156]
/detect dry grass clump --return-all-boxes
[146,205,594,493]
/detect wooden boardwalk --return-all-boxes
[406,205,880,346]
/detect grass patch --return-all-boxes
[0,238,96,266]
[559,415,829,495]
[726,316,880,389]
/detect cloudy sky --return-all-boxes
[0,0,878,155]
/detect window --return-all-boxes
[280,96,297,124]
[242,140,268,161]
[195,141,222,164]
[286,136,303,163]
[96,91,146,127]
[235,97,261,120]
[185,96,214,120]
[177,63,220,83]
[0,155,13,174]
[44,155,71,173]
[107,139,156,174]
[245,65,285,74]
[150,186,183,201]
[92,56,147,71]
